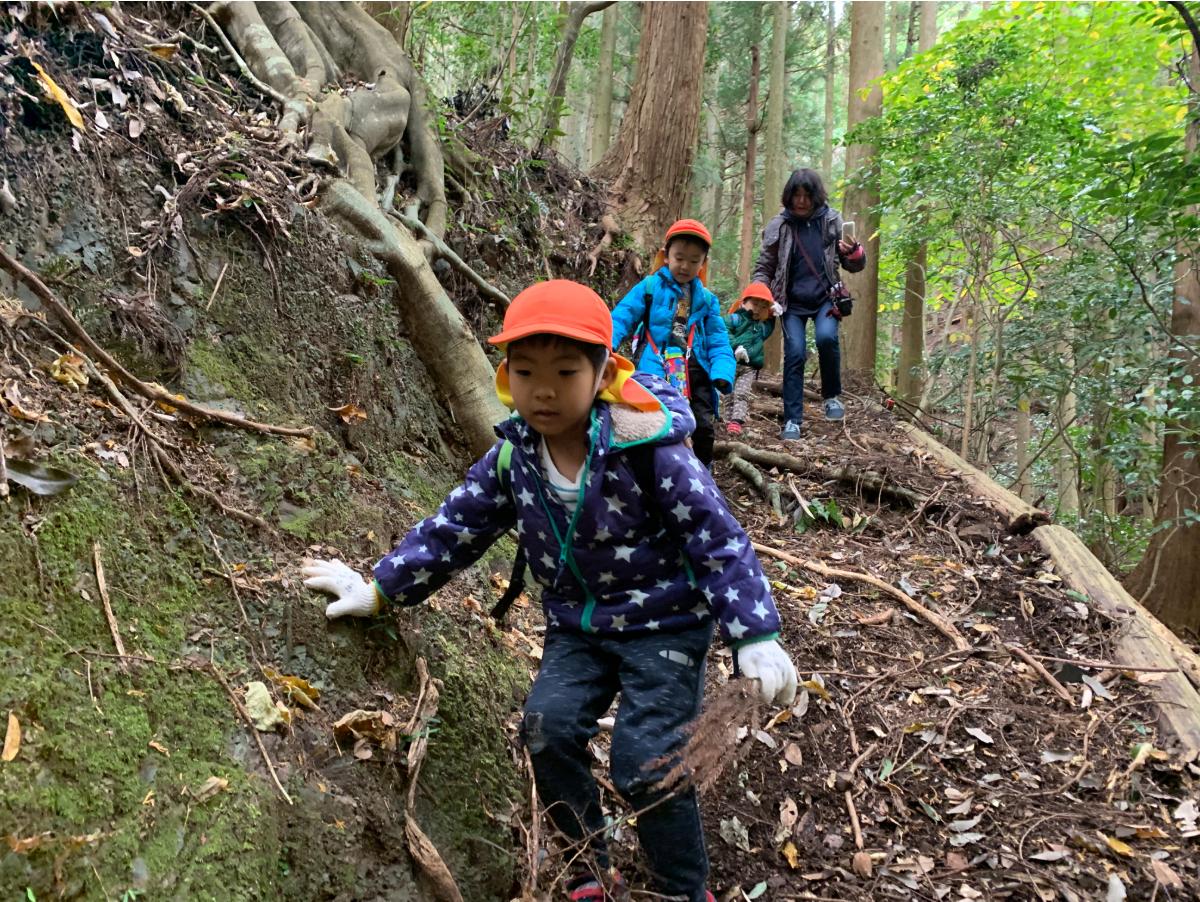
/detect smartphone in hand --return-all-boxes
[841,221,857,243]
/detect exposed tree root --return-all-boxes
[0,249,312,439]
[390,211,509,311]
[726,453,784,523]
[753,542,971,652]
[324,182,505,455]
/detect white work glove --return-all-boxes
[736,640,798,705]
[734,345,750,363]
[301,558,381,619]
[770,301,784,318]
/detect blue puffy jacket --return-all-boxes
[372,373,781,647]
[610,267,737,408]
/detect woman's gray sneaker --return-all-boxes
[823,398,845,421]
[780,421,802,441]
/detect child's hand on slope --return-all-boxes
[737,640,798,705]
[302,558,381,619]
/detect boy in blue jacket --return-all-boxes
[610,219,736,468]
[303,280,797,902]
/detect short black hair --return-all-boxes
[664,234,710,257]
[781,168,829,209]
[506,333,609,373]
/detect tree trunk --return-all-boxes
[592,2,709,249]
[587,4,619,167]
[701,66,723,226]
[896,240,926,410]
[363,2,411,50]
[1126,41,1200,630]
[841,0,884,377]
[536,1,614,153]
[1054,338,1080,518]
[762,1,789,225]
[960,303,978,462]
[822,1,836,179]
[895,2,939,410]
[1014,395,1033,503]
[737,45,763,288]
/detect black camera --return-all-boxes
[831,282,854,317]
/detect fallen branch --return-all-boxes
[93,543,129,673]
[0,249,312,438]
[727,453,784,522]
[753,543,970,652]
[752,377,822,403]
[1004,643,1073,705]
[0,427,8,500]
[715,441,925,509]
[390,211,509,311]
[402,658,464,902]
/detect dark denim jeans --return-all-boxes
[521,621,713,902]
[781,300,841,424]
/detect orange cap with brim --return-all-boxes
[729,281,775,314]
[488,280,660,412]
[652,218,712,285]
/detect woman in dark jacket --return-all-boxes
[751,168,865,440]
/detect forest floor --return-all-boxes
[494,384,1200,902]
[2,6,1199,902]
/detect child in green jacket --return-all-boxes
[722,283,780,435]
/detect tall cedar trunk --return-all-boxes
[886,0,901,71]
[1015,396,1033,502]
[536,2,613,152]
[896,2,937,411]
[505,2,521,104]
[592,2,709,248]
[1054,337,1080,517]
[1126,42,1200,628]
[763,1,788,223]
[960,303,978,462]
[738,45,763,288]
[822,1,836,179]
[588,4,618,167]
[760,1,789,376]
[701,66,723,226]
[841,1,884,377]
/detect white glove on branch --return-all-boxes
[302,558,380,619]
[770,301,784,318]
[737,640,798,705]
[734,345,750,363]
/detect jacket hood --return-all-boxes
[783,203,830,225]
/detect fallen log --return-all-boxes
[896,422,1048,531]
[897,421,1200,754]
[714,441,926,509]
[752,378,821,402]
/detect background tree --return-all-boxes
[535,1,614,153]
[841,0,885,377]
[592,2,710,248]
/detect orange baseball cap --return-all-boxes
[488,280,660,412]
[653,219,712,285]
[729,281,775,313]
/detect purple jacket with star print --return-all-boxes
[372,373,782,647]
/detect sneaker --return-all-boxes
[567,868,628,901]
[780,420,801,441]
[727,421,743,435]
[824,397,845,421]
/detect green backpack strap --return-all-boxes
[496,439,514,491]
[492,439,525,624]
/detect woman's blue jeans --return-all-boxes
[781,300,841,424]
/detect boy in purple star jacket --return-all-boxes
[302,280,797,902]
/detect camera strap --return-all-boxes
[792,226,832,290]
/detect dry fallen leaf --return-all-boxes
[194,775,229,801]
[783,742,804,767]
[2,712,20,762]
[49,353,89,390]
[781,840,800,869]
[148,739,170,757]
[329,402,367,424]
[1151,859,1183,888]
[851,850,872,878]
[30,60,85,130]
[779,795,798,829]
[799,678,830,702]
[262,667,320,710]
[1100,832,1134,858]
